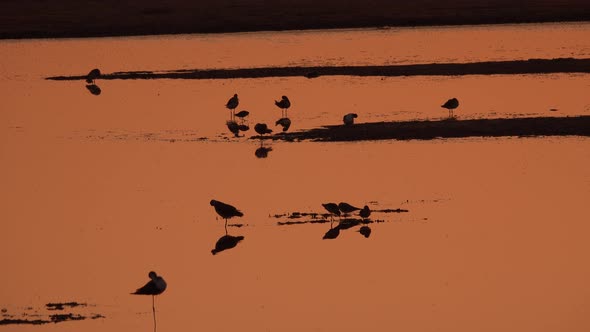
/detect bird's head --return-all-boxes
[148,271,158,280]
[210,200,218,206]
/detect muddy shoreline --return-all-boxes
[46,58,590,81]
[259,116,590,142]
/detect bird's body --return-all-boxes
[441,98,459,118]
[274,96,291,117]
[275,117,291,132]
[338,202,360,214]
[132,271,167,296]
[343,113,358,126]
[226,94,239,120]
[210,200,243,220]
[86,68,101,84]
[322,203,341,221]
[235,110,249,124]
[359,205,371,220]
[238,124,249,132]
[254,123,273,136]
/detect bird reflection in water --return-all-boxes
[358,225,372,238]
[85,84,101,95]
[255,146,272,158]
[323,225,341,240]
[211,234,245,255]
[275,117,291,132]
[226,120,240,137]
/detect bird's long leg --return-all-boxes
[152,295,157,332]
[225,219,228,235]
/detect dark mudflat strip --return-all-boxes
[263,116,590,142]
[47,58,590,81]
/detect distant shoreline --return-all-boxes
[1,0,590,40]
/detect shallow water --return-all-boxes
[1,23,590,332]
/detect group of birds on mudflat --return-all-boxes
[224,93,293,140]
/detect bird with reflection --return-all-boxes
[338,202,361,214]
[86,68,101,84]
[274,95,291,117]
[226,94,239,120]
[441,98,459,118]
[210,199,244,233]
[343,113,358,125]
[359,205,371,221]
[322,203,341,223]
[235,110,249,123]
[131,271,167,332]
[275,117,291,132]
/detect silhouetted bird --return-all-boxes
[254,123,272,136]
[85,84,101,96]
[274,95,291,117]
[338,202,361,214]
[210,200,244,233]
[226,120,240,137]
[441,98,459,118]
[86,68,101,84]
[238,124,249,132]
[226,94,239,119]
[322,203,341,222]
[343,113,358,125]
[212,234,245,255]
[358,225,371,238]
[359,205,371,220]
[275,117,291,132]
[235,110,249,123]
[131,271,167,332]
[255,146,272,158]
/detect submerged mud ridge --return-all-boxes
[261,116,590,142]
[0,302,104,326]
[46,58,590,81]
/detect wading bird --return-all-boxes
[226,120,240,137]
[343,113,358,125]
[86,68,101,84]
[274,95,291,117]
[359,205,371,220]
[210,200,244,233]
[235,110,249,123]
[322,203,341,223]
[441,98,459,118]
[338,202,361,214]
[226,94,239,120]
[131,271,167,332]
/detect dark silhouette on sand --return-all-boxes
[359,205,371,221]
[343,113,358,125]
[131,271,167,332]
[274,95,291,117]
[235,110,249,123]
[338,202,361,214]
[225,94,239,120]
[85,68,100,84]
[322,203,341,223]
[210,200,244,234]
[211,234,245,255]
[275,117,291,132]
[441,98,459,118]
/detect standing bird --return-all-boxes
[226,120,240,137]
[338,202,361,215]
[131,271,167,332]
[343,113,358,126]
[441,98,459,118]
[210,200,244,233]
[275,117,291,132]
[226,94,239,120]
[274,95,291,117]
[86,68,101,84]
[235,110,249,124]
[322,203,341,223]
[359,205,371,221]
